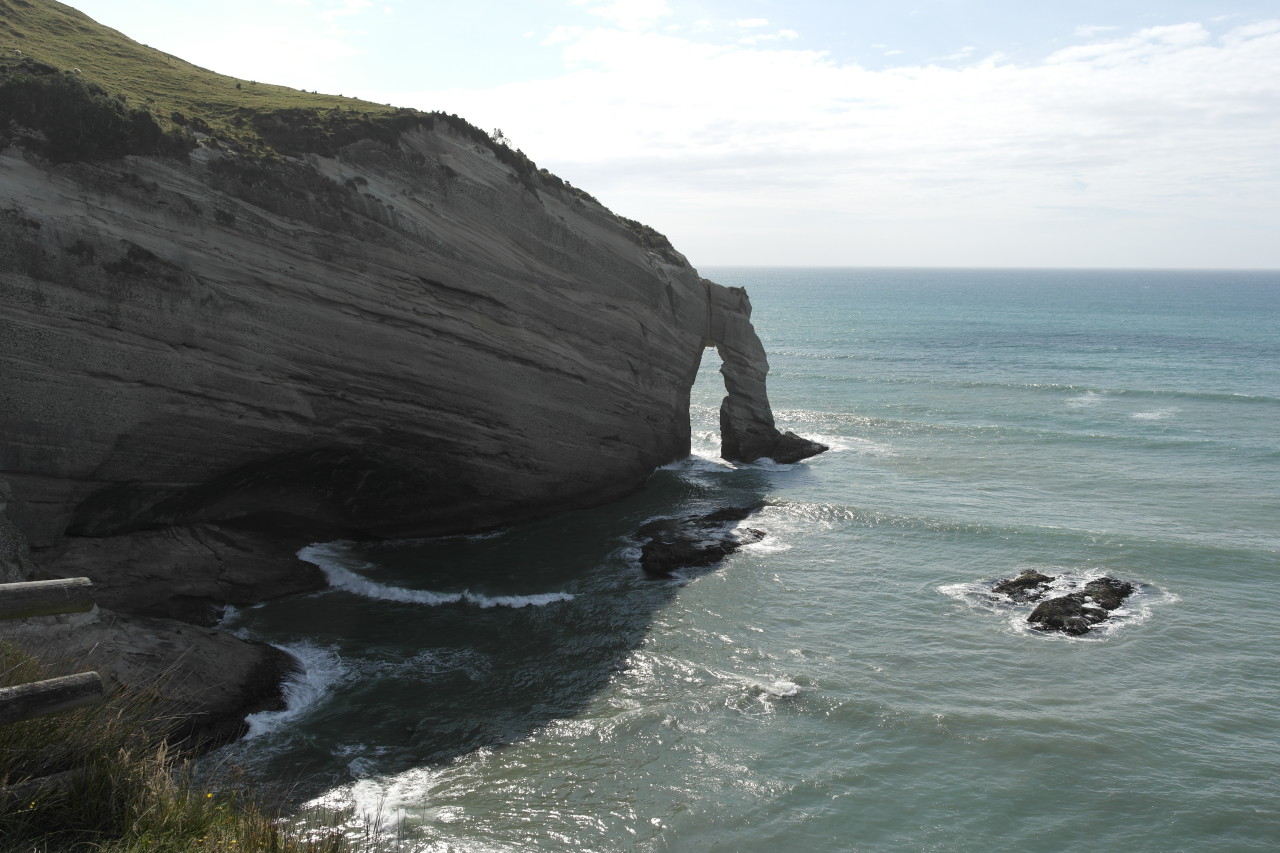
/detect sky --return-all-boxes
[64,0,1280,269]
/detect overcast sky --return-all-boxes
[67,0,1280,269]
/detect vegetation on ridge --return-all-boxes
[0,0,680,258]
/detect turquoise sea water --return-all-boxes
[220,268,1280,852]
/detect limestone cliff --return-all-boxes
[0,0,824,741]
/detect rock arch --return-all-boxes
[701,281,828,464]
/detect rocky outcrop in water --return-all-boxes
[707,285,828,464]
[1022,577,1135,636]
[992,569,1055,603]
[988,571,1137,635]
[636,506,766,577]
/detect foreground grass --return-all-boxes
[0,641,372,853]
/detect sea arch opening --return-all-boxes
[687,343,729,461]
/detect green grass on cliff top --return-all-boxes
[0,0,682,272]
[0,0,419,151]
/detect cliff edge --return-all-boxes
[0,0,825,742]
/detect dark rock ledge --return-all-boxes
[636,505,765,578]
[991,570,1136,636]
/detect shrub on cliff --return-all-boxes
[0,61,191,163]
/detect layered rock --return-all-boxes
[1,482,35,584]
[0,9,823,738]
[1,125,819,552]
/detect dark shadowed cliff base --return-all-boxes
[0,0,825,743]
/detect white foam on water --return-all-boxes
[316,558,466,606]
[216,604,240,627]
[740,533,792,554]
[834,435,897,456]
[1132,407,1179,420]
[749,457,796,471]
[299,543,575,609]
[756,679,801,698]
[306,765,453,835]
[464,590,575,609]
[243,642,349,739]
[1067,391,1104,408]
[657,449,737,473]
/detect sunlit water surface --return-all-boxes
[217,268,1280,852]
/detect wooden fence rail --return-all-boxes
[0,577,104,726]
[0,577,95,621]
[0,671,104,726]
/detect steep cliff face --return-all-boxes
[0,0,824,740]
[1,124,821,552]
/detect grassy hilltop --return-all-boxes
[0,0,679,250]
[0,0,409,153]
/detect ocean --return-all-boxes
[215,267,1280,852]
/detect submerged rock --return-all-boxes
[636,506,765,577]
[1026,576,1135,635]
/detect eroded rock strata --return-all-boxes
[1,125,821,551]
[0,3,824,740]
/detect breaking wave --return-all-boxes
[298,543,575,609]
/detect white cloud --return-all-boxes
[1047,23,1211,65]
[1073,24,1121,38]
[319,0,374,24]
[543,25,587,46]
[316,0,383,35]
[573,0,673,31]
[738,29,800,46]
[179,23,361,90]
[735,18,770,29]
[372,18,1280,267]
[932,45,976,62]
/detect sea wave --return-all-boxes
[298,543,575,609]
[243,642,349,739]
[756,368,1280,406]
